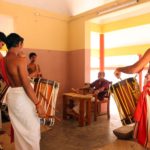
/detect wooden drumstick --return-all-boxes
[40,92,49,102]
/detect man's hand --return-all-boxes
[114,69,121,79]
[94,89,100,95]
[36,101,47,118]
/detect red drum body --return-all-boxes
[33,78,59,126]
[110,77,140,125]
[0,58,9,103]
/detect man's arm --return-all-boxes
[90,80,97,88]
[115,48,150,78]
[94,80,109,95]
[18,58,38,104]
[17,57,46,117]
[37,64,42,77]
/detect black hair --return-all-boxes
[29,52,37,59]
[6,33,24,50]
[99,71,105,76]
[0,32,6,43]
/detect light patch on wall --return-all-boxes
[105,55,139,67]
[0,15,14,53]
[90,32,100,49]
[105,24,150,49]
[0,15,14,35]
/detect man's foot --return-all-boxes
[66,108,79,120]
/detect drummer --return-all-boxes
[4,33,46,150]
[114,48,150,148]
[27,52,42,78]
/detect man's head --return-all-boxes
[29,52,37,63]
[98,71,105,79]
[6,33,24,50]
[0,32,6,49]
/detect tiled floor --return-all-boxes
[0,114,145,150]
[0,99,145,150]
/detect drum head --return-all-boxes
[110,78,135,91]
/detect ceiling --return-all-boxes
[3,0,150,24]
[90,1,150,24]
[3,0,116,16]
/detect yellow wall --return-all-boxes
[0,1,69,51]
[91,44,150,57]
[102,13,150,33]
[105,44,150,56]
[68,18,85,51]
[89,13,150,56]
[1,0,150,54]
[100,13,150,56]
[69,0,150,54]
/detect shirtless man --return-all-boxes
[114,48,150,148]
[27,52,42,78]
[5,33,46,150]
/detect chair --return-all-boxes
[93,82,112,121]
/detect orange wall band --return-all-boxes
[100,34,104,71]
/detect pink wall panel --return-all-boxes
[24,48,86,114]
[24,49,68,112]
[67,49,85,89]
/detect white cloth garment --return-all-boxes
[73,97,95,114]
[6,87,40,150]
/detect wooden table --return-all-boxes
[63,92,93,127]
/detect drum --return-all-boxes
[110,77,141,125]
[33,78,59,126]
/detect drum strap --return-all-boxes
[148,62,150,74]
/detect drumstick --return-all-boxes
[40,92,60,114]
[40,92,48,102]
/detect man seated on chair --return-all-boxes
[69,71,110,117]
[90,71,110,100]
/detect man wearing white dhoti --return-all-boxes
[4,33,46,150]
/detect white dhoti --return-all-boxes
[6,87,40,150]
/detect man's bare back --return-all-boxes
[5,52,27,87]
[5,33,46,118]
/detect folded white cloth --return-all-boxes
[6,87,40,150]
